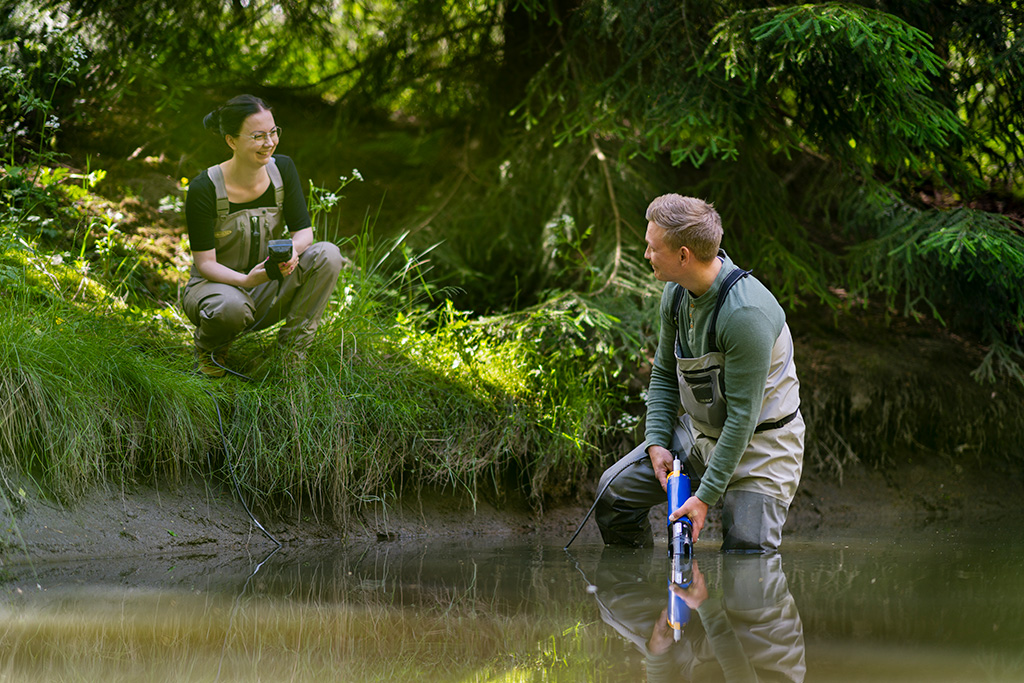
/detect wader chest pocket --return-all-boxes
[684,373,715,404]
[678,365,727,429]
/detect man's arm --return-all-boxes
[645,283,683,448]
[645,283,684,489]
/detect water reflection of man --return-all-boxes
[593,549,806,682]
[596,195,804,552]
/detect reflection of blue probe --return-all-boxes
[667,456,693,640]
[668,559,691,640]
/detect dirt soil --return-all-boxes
[2,449,1021,584]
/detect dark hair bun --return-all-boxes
[203,95,270,138]
[202,108,221,133]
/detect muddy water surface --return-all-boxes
[1,525,1022,682]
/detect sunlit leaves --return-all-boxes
[706,4,965,176]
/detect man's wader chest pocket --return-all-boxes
[678,363,726,427]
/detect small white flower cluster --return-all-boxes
[615,413,641,431]
[317,191,340,211]
[338,168,364,184]
[3,120,28,139]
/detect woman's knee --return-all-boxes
[303,241,344,276]
[199,293,254,334]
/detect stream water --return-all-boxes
[1,524,1022,682]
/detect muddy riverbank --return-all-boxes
[3,444,1020,583]
[6,301,1022,574]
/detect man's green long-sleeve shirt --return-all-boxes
[644,252,785,506]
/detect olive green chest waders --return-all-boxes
[596,269,804,552]
[183,158,344,355]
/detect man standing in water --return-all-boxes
[596,195,803,552]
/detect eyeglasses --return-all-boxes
[241,126,282,143]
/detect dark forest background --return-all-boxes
[2,0,1023,513]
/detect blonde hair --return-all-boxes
[645,194,722,262]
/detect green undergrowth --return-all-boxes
[0,201,647,519]
[0,291,214,502]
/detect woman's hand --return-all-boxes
[244,260,270,287]
[277,251,299,278]
[193,249,272,288]
[264,227,309,280]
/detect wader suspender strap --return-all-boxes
[671,266,751,352]
[708,268,750,353]
[208,158,286,222]
[266,158,285,219]
[209,165,230,221]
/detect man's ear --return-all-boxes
[678,245,691,264]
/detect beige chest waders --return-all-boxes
[184,158,290,353]
[672,269,803,505]
[590,265,805,551]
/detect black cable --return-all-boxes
[205,388,282,548]
[564,451,649,550]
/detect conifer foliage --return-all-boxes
[4,0,1024,383]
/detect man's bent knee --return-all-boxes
[594,450,662,548]
[721,490,787,553]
